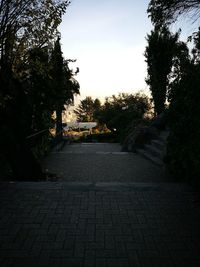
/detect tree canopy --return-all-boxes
[148,0,200,27]
[99,93,151,136]
[0,0,70,65]
[51,37,79,139]
[165,33,200,182]
[74,97,101,122]
[74,93,151,142]
[147,0,200,182]
[145,26,179,115]
[0,0,80,180]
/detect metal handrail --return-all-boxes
[26,129,49,140]
[26,128,65,150]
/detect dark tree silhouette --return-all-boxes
[74,97,101,122]
[51,37,80,141]
[0,0,70,67]
[0,0,77,180]
[147,0,200,183]
[148,0,200,27]
[166,31,200,181]
[144,27,179,115]
[51,38,64,141]
[99,93,151,135]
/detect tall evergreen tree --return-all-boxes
[166,31,200,182]
[0,1,77,180]
[147,0,200,182]
[144,26,179,115]
[51,37,64,141]
[74,97,101,122]
[51,38,80,141]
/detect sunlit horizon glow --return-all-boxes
[59,0,153,100]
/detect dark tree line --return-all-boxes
[75,93,151,140]
[146,0,200,182]
[100,93,151,136]
[0,0,79,180]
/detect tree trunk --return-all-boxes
[0,64,45,181]
[7,143,45,181]
[56,108,63,143]
[1,129,45,181]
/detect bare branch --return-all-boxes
[148,0,200,27]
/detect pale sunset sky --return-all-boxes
[59,0,192,101]
[58,0,152,101]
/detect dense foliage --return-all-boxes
[74,93,151,141]
[0,0,79,180]
[148,1,200,182]
[145,26,179,115]
[51,38,79,141]
[99,93,151,137]
[166,33,200,182]
[148,0,200,27]
[0,0,70,65]
[74,97,101,122]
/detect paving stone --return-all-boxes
[96,258,106,267]
[61,258,83,267]
[107,258,129,267]
[84,258,95,267]
[0,180,200,267]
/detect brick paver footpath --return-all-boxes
[0,182,200,267]
[1,144,200,266]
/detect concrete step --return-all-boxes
[136,130,169,166]
[137,148,164,166]
[151,139,166,150]
[158,130,169,142]
[145,144,165,158]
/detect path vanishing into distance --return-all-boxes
[43,142,171,183]
[0,142,200,267]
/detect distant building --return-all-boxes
[64,122,97,131]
